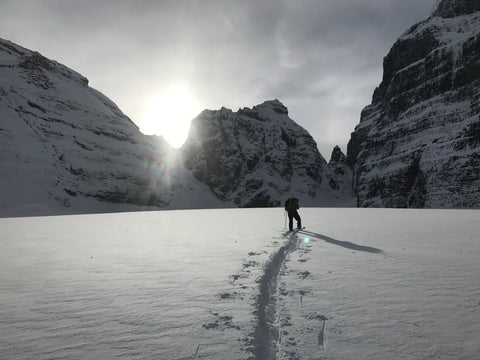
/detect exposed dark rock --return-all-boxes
[326,146,353,195]
[348,2,480,208]
[433,0,480,18]
[182,100,348,207]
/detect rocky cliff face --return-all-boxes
[0,38,221,215]
[347,0,480,208]
[182,100,350,207]
[433,0,480,18]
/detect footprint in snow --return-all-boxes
[298,270,311,279]
[318,319,326,349]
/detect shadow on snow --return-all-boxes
[298,229,383,254]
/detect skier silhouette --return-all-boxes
[285,196,302,232]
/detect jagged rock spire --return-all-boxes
[329,145,347,165]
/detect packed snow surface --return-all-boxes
[0,208,479,359]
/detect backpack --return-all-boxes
[284,197,299,211]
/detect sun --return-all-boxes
[141,86,201,148]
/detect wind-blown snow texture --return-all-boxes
[348,0,480,208]
[1,208,479,359]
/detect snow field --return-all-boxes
[277,209,480,359]
[0,209,282,359]
[0,208,479,359]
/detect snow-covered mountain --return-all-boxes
[347,0,480,208]
[0,38,224,216]
[182,100,352,207]
[0,38,351,216]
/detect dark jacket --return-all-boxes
[285,197,299,213]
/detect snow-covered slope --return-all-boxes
[1,208,479,359]
[0,38,226,216]
[182,100,353,207]
[347,0,480,208]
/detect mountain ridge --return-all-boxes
[0,37,352,216]
[0,37,227,216]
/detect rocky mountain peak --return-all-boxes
[182,102,352,207]
[252,99,289,116]
[329,145,347,165]
[325,146,353,196]
[0,38,88,88]
[433,0,480,18]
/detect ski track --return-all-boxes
[252,230,300,360]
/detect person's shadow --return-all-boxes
[298,229,383,254]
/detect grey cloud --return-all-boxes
[0,0,437,158]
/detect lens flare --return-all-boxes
[141,86,201,148]
[304,238,310,243]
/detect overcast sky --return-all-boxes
[1,0,437,159]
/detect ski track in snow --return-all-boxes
[249,227,385,360]
[252,230,299,359]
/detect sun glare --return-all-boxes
[141,86,201,148]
